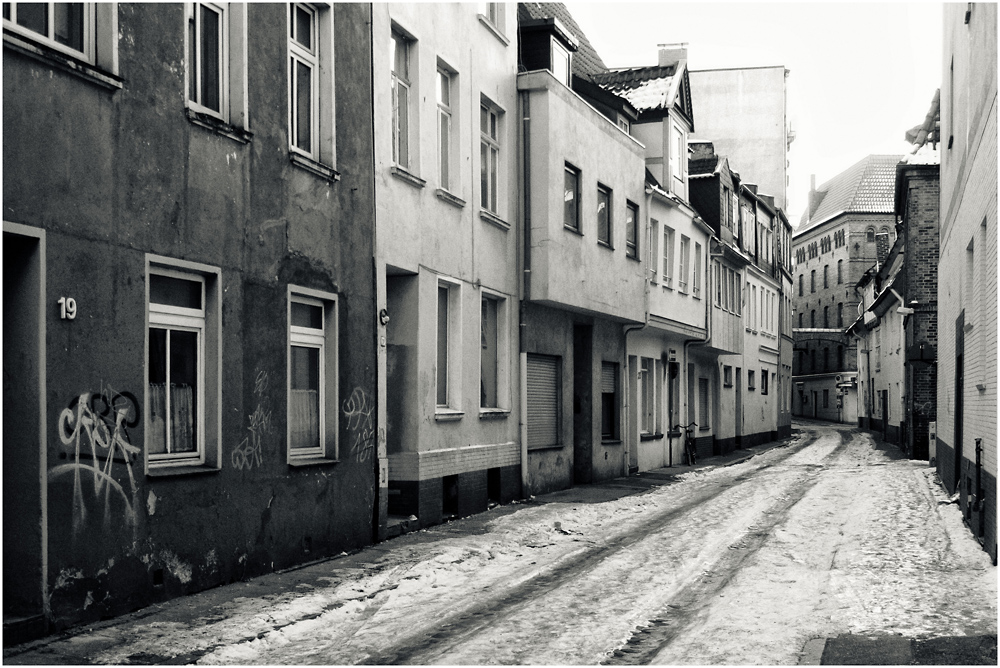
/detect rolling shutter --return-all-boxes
[601,362,617,394]
[527,354,559,448]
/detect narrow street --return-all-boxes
[7,421,996,665]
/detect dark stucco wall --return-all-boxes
[4,3,375,630]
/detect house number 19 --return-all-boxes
[58,297,77,320]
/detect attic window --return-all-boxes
[551,39,571,87]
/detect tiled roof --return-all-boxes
[590,65,679,112]
[518,3,607,77]
[797,154,902,233]
[689,155,719,176]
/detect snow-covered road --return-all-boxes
[10,422,996,665]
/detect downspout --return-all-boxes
[621,193,654,476]
[519,89,531,495]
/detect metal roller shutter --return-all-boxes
[527,354,559,447]
[601,362,617,394]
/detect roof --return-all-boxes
[590,65,680,113]
[797,154,902,234]
[518,3,607,77]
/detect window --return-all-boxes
[824,306,829,328]
[3,1,100,63]
[811,309,816,328]
[714,262,722,306]
[798,274,803,296]
[837,303,843,328]
[146,258,221,471]
[564,163,580,231]
[837,259,843,284]
[798,312,803,328]
[748,370,756,391]
[551,38,571,86]
[866,227,875,243]
[436,280,461,411]
[437,65,455,189]
[625,201,639,258]
[480,100,501,214]
[810,269,816,293]
[723,365,733,387]
[288,4,334,166]
[597,184,612,246]
[601,362,619,440]
[650,219,659,283]
[723,186,732,230]
[760,368,769,395]
[678,235,690,292]
[734,272,741,315]
[481,2,504,34]
[662,226,675,287]
[698,377,710,429]
[526,354,560,449]
[692,242,702,296]
[823,389,829,408]
[288,287,338,462]
[480,292,508,411]
[669,120,686,190]
[391,29,412,168]
[640,358,658,434]
[823,265,829,288]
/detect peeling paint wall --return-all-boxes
[3,3,376,631]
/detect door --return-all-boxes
[572,325,592,484]
[3,228,46,629]
[881,390,889,440]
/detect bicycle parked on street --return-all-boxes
[671,422,699,466]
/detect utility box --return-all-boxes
[928,421,937,464]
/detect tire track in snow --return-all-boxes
[361,431,822,665]
[603,427,861,665]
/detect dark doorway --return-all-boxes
[573,324,593,484]
[3,229,45,633]
[954,312,965,493]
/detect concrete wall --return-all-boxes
[519,70,647,323]
[3,3,377,630]
[689,66,789,210]
[937,2,997,562]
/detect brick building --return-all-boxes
[936,2,997,562]
[792,155,901,423]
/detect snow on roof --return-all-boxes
[590,65,680,113]
[901,141,940,166]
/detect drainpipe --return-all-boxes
[518,89,531,495]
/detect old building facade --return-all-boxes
[936,2,997,562]
[4,2,377,636]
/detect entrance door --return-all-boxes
[3,228,46,630]
[881,390,889,441]
[572,325,592,484]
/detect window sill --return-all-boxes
[480,210,510,231]
[699,426,710,432]
[602,439,622,445]
[723,383,733,388]
[477,15,510,45]
[4,32,123,91]
[186,108,253,144]
[288,456,340,468]
[626,251,640,262]
[391,165,426,189]
[564,225,584,236]
[640,432,663,442]
[663,283,673,290]
[479,408,510,420]
[146,463,221,478]
[598,241,614,251]
[527,442,564,452]
[436,188,466,208]
[290,153,340,183]
[434,409,464,422]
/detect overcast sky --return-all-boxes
[569,2,943,226]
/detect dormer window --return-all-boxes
[551,39,571,86]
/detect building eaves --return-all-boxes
[591,64,680,115]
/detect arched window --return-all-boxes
[823,265,829,288]
[798,312,803,328]
[811,309,816,327]
[837,303,843,327]
[810,270,816,292]
[866,227,875,243]
[880,226,890,242]
[837,259,843,284]
[798,274,803,296]
[824,306,829,328]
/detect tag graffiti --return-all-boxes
[50,386,141,534]
[342,387,375,462]
[232,370,271,471]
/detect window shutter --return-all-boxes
[527,355,559,448]
[601,362,617,394]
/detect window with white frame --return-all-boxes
[288,4,335,166]
[564,162,580,232]
[187,3,226,116]
[649,219,659,283]
[391,29,413,169]
[597,183,612,246]
[146,259,221,471]
[3,1,104,64]
[625,201,639,258]
[480,292,508,411]
[678,235,690,293]
[601,361,619,440]
[692,241,702,297]
[640,357,658,434]
[714,261,721,306]
[663,226,675,287]
[761,367,769,395]
[288,289,338,461]
[551,38,571,86]
[480,99,501,214]
[437,64,455,190]
[669,119,686,190]
[698,377,710,429]
[436,280,461,411]
[481,2,504,34]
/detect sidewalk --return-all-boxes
[5,438,790,663]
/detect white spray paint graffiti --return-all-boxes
[50,385,141,534]
[342,387,375,462]
[232,369,271,471]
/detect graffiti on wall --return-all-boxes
[342,387,375,462]
[50,385,141,533]
[232,369,271,471]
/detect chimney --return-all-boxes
[745,183,758,196]
[689,141,715,161]
[658,42,688,67]
[807,173,822,221]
